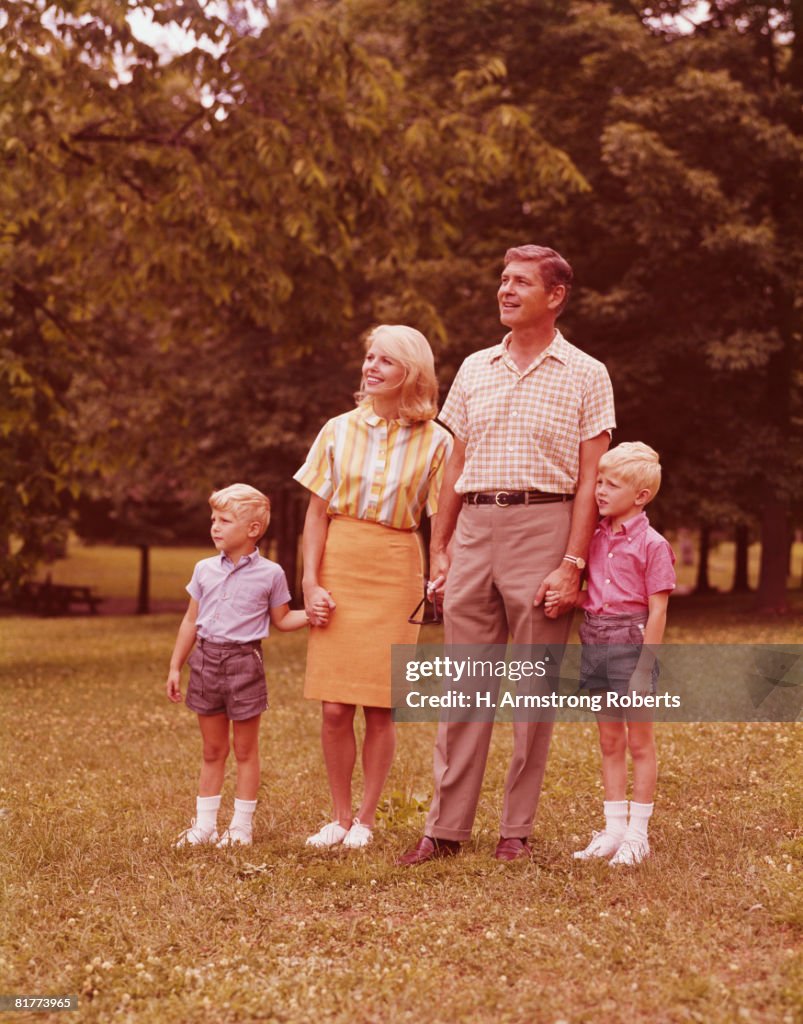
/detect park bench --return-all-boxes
[16,581,102,616]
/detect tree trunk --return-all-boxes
[731,523,751,593]
[757,500,789,613]
[694,525,715,594]
[789,0,803,91]
[136,544,150,615]
[272,489,302,603]
[284,493,301,601]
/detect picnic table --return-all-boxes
[16,580,102,616]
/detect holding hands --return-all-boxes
[534,562,582,619]
[304,583,336,627]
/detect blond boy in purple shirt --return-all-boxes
[546,442,676,866]
[166,484,325,847]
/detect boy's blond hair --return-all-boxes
[209,484,271,539]
[598,442,662,498]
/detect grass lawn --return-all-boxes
[1,597,801,1024]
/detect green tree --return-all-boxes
[2,0,587,592]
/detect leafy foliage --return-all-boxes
[1,0,800,607]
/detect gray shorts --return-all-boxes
[185,639,267,720]
[578,612,658,697]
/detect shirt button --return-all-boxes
[605,579,611,584]
[508,445,514,452]
[511,411,518,417]
[608,553,613,558]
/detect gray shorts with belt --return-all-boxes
[185,638,267,720]
[578,611,658,696]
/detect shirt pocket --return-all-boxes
[531,395,580,458]
[233,581,269,616]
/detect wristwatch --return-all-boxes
[562,554,586,570]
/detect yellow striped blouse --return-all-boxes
[294,406,453,530]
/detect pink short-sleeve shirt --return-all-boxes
[583,512,676,615]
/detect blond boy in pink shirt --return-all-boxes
[547,442,676,865]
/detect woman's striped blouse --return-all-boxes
[294,405,453,531]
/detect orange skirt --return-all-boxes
[304,516,423,707]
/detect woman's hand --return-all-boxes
[304,583,336,626]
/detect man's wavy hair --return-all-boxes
[504,244,573,317]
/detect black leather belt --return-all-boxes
[463,490,574,507]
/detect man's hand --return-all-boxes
[533,563,581,618]
[166,668,183,703]
[427,551,450,610]
[304,584,336,626]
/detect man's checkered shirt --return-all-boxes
[439,330,616,494]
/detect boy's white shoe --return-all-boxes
[216,826,252,848]
[175,818,219,848]
[305,822,348,848]
[573,830,623,860]
[609,837,650,866]
[342,819,373,849]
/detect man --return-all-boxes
[398,244,615,865]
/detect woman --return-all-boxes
[294,324,451,849]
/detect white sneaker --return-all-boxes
[609,837,650,866]
[216,826,253,848]
[305,822,348,848]
[342,819,373,849]
[175,818,218,848]
[573,830,623,860]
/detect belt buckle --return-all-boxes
[495,490,510,507]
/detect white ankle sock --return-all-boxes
[626,801,654,843]
[196,794,221,833]
[603,800,629,840]
[229,798,257,835]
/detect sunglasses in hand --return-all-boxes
[407,582,442,625]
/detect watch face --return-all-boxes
[575,557,586,570]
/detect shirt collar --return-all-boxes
[360,405,383,427]
[489,329,570,369]
[599,511,650,538]
[220,548,260,568]
[358,402,399,427]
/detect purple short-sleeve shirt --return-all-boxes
[187,549,292,642]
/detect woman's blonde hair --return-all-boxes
[355,324,439,423]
